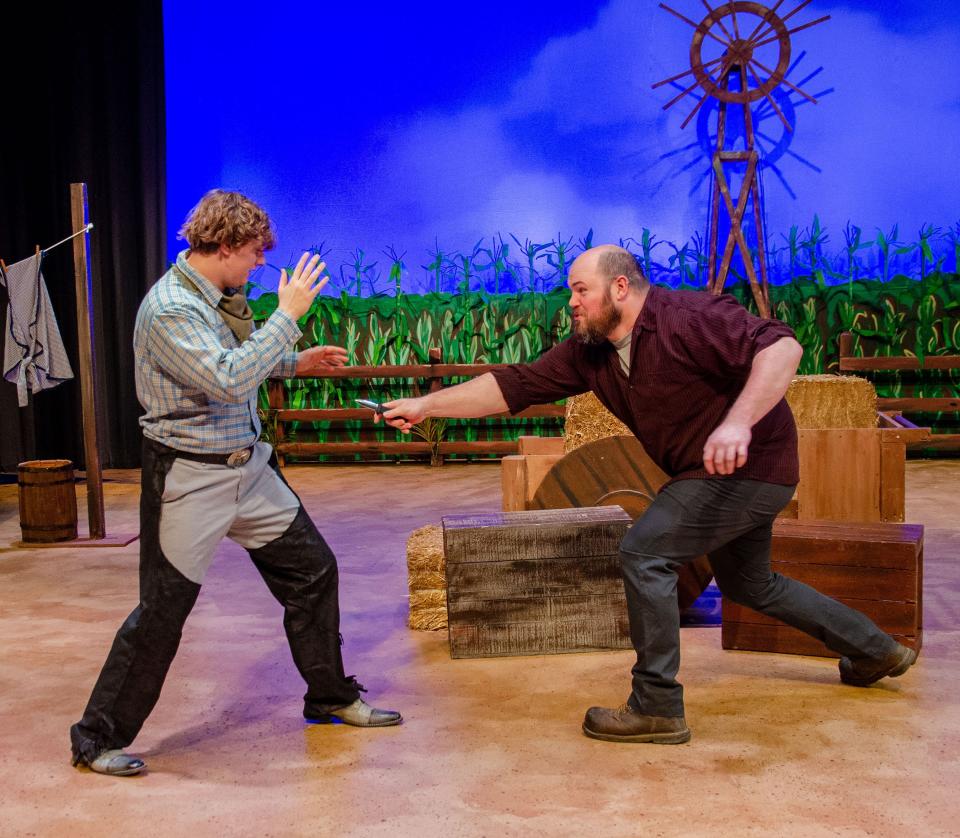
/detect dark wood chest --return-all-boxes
[442,506,633,659]
[721,518,924,657]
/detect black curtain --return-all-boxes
[0,1,166,470]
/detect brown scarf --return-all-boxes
[175,267,254,343]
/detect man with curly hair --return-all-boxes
[70,190,401,778]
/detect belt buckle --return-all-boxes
[226,448,251,468]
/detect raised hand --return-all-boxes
[277,253,328,320]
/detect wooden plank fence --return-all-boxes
[266,348,565,464]
[838,332,960,452]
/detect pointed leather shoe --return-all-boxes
[307,698,402,727]
[73,748,146,777]
[582,704,691,744]
[839,642,917,687]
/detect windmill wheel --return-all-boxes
[655,1,829,126]
[530,436,713,610]
[690,1,791,104]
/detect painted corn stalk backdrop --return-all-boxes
[249,221,960,460]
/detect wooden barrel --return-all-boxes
[18,459,78,543]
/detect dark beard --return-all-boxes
[573,296,622,345]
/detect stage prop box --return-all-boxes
[721,518,924,657]
[442,506,633,659]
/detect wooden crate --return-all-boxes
[721,518,923,658]
[442,506,633,659]
[501,436,565,512]
[795,427,919,523]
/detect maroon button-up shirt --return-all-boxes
[491,286,800,485]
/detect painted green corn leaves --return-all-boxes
[249,225,959,456]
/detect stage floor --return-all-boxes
[0,460,957,836]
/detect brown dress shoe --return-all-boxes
[582,704,691,744]
[839,642,918,687]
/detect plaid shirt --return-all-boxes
[134,250,299,454]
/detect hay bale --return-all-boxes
[406,524,444,574]
[407,569,447,592]
[410,589,447,610]
[406,525,447,631]
[409,606,448,631]
[786,375,877,429]
[564,392,631,453]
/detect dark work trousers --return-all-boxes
[619,478,899,718]
[70,438,360,764]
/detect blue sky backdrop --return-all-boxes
[164,0,960,273]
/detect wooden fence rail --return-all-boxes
[838,332,960,452]
[265,348,565,464]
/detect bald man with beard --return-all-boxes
[372,244,916,744]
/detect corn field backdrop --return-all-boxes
[248,219,960,461]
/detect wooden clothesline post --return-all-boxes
[11,183,137,548]
[69,182,106,539]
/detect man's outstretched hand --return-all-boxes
[370,397,428,434]
[295,345,349,375]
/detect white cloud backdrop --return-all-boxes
[166,0,960,269]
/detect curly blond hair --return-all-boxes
[177,189,277,254]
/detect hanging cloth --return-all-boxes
[173,267,254,343]
[1,252,74,407]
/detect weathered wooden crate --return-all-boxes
[722,518,923,658]
[500,436,564,512]
[442,506,633,659]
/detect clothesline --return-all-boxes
[0,223,94,271]
[41,223,94,256]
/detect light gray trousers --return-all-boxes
[158,442,299,583]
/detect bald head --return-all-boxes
[571,244,648,291]
[567,244,650,344]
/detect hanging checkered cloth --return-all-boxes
[1,252,74,406]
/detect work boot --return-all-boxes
[839,642,917,687]
[582,704,690,744]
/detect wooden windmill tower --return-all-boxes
[653,1,830,317]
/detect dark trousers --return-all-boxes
[70,440,360,763]
[619,478,898,717]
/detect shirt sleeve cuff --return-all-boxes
[753,321,797,352]
[489,367,531,415]
[270,351,299,379]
